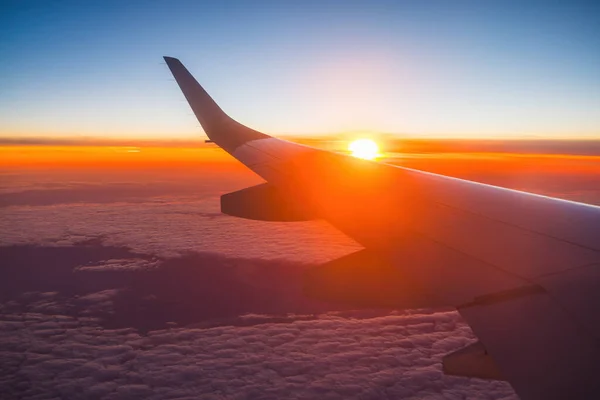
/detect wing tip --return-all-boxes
[163,56,180,65]
[162,55,271,150]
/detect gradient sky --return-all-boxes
[1,0,599,139]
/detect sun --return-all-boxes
[348,138,379,160]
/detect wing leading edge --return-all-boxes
[164,56,600,400]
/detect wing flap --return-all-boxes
[442,341,505,381]
[537,263,600,341]
[459,291,600,400]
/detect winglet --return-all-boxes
[163,56,269,152]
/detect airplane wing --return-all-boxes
[164,56,600,400]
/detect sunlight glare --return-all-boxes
[349,139,379,160]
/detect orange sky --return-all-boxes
[1,143,599,208]
[0,145,236,169]
[2,143,599,176]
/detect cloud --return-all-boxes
[0,197,360,262]
[0,306,517,400]
[0,242,518,399]
[6,162,594,399]
[76,258,161,272]
[0,244,352,332]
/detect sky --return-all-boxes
[1,0,600,139]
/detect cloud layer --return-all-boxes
[6,161,594,399]
[0,302,516,400]
[0,240,518,399]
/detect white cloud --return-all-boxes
[0,199,360,263]
[0,310,516,399]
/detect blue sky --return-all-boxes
[1,0,599,139]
